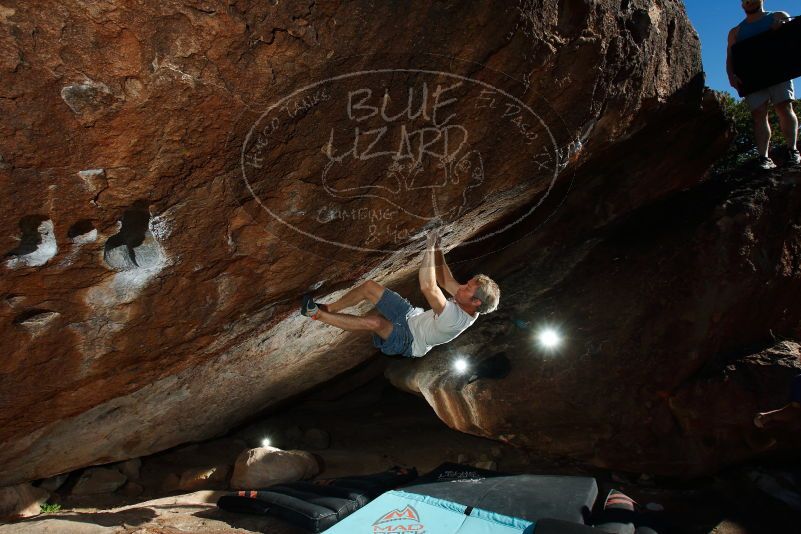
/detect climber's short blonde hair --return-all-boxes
[472,274,499,314]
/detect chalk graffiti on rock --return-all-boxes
[240,68,564,254]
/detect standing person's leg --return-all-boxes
[774,99,799,163]
[751,100,771,159]
[769,80,797,161]
[745,86,772,165]
[774,101,798,147]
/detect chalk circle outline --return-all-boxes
[241,68,562,253]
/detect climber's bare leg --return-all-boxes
[314,308,394,340]
[754,401,801,428]
[324,280,385,313]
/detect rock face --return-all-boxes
[0,0,726,485]
[387,169,801,476]
[0,483,49,520]
[176,465,230,491]
[71,467,127,496]
[113,458,142,481]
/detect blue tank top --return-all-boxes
[737,11,776,42]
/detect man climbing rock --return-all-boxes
[726,0,800,169]
[754,374,801,428]
[300,231,500,358]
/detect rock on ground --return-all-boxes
[114,459,142,481]
[177,465,231,492]
[230,447,319,490]
[71,467,128,496]
[0,483,49,520]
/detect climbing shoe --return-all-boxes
[301,294,320,319]
[787,148,801,166]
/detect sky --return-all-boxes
[684,0,800,97]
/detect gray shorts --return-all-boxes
[371,288,415,358]
[745,79,795,111]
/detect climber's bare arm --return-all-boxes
[434,238,460,297]
[420,231,447,315]
[726,27,742,91]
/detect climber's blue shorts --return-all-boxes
[371,288,415,358]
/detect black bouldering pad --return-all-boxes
[216,466,417,533]
[731,16,801,97]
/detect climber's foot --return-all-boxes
[301,294,320,319]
